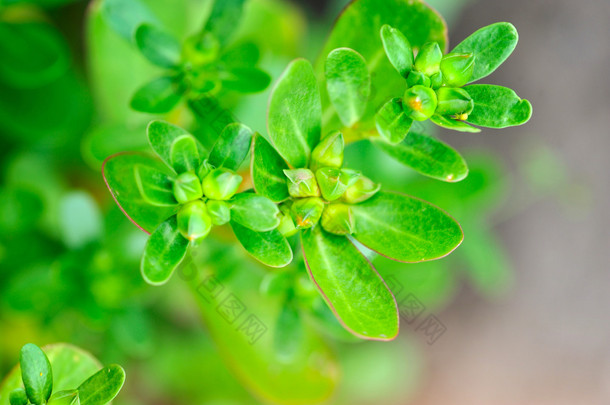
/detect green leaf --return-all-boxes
[452,22,519,83]
[141,215,189,285]
[19,344,53,405]
[251,134,290,202]
[77,364,126,405]
[203,0,246,46]
[380,24,413,78]
[170,135,200,173]
[134,163,177,206]
[134,24,181,68]
[268,59,321,168]
[464,84,532,128]
[351,191,463,262]
[99,0,158,41]
[375,98,413,144]
[103,153,179,233]
[325,48,371,127]
[230,221,293,268]
[58,191,104,249]
[208,123,253,171]
[221,67,271,93]
[230,194,280,232]
[0,22,69,88]
[147,120,195,170]
[47,390,78,405]
[430,114,481,133]
[373,132,468,182]
[317,0,447,128]
[130,76,184,114]
[274,301,304,361]
[301,226,398,340]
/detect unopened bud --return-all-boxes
[182,32,220,68]
[435,87,474,116]
[311,131,344,172]
[440,52,475,87]
[414,42,442,76]
[406,70,430,88]
[202,168,242,200]
[321,203,354,235]
[173,171,203,204]
[290,197,325,229]
[177,200,213,241]
[315,167,361,201]
[283,169,320,198]
[277,210,298,237]
[206,200,230,225]
[342,176,381,204]
[403,85,437,121]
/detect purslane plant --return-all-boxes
[6,344,125,405]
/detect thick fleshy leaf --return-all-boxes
[380,24,413,78]
[103,153,178,233]
[373,132,468,182]
[134,163,176,206]
[130,76,184,114]
[0,344,102,405]
[230,221,292,267]
[251,134,290,202]
[147,120,194,170]
[77,365,126,405]
[19,344,53,405]
[430,114,481,133]
[317,0,447,128]
[170,135,200,173]
[301,226,398,340]
[452,22,519,83]
[203,0,245,46]
[141,215,189,285]
[99,0,158,41]
[464,84,532,128]
[268,59,321,168]
[325,48,371,127]
[230,194,280,232]
[351,191,463,262]
[208,123,253,170]
[134,24,181,68]
[221,67,271,93]
[375,98,413,144]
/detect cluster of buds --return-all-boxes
[172,156,241,242]
[181,32,222,94]
[277,132,381,237]
[401,41,476,122]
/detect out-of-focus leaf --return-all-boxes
[82,123,148,168]
[134,23,181,68]
[130,76,184,114]
[274,300,304,362]
[230,221,292,268]
[203,0,245,46]
[0,188,43,233]
[58,191,104,249]
[301,226,399,340]
[141,215,189,285]
[77,365,125,405]
[251,134,289,203]
[99,0,158,41]
[208,123,253,171]
[351,191,463,262]
[221,67,271,93]
[373,132,468,182]
[465,84,532,128]
[230,194,280,232]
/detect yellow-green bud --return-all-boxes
[173,171,203,204]
[291,197,325,229]
[403,85,438,121]
[202,168,242,200]
[414,42,442,76]
[283,169,320,198]
[206,200,230,225]
[177,200,213,241]
[315,167,361,201]
[440,52,475,87]
[406,70,431,88]
[182,32,220,68]
[342,176,381,204]
[321,203,354,235]
[310,131,344,172]
[435,87,474,117]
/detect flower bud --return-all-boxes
[182,32,220,68]
[440,52,475,87]
[283,169,320,198]
[403,85,437,121]
[342,176,381,204]
[310,131,344,172]
[206,200,230,225]
[315,167,361,201]
[290,197,325,229]
[435,87,474,116]
[321,203,355,235]
[177,200,213,241]
[406,70,430,88]
[414,42,442,76]
[429,71,443,89]
[173,171,203,204]
[202,168,242,200]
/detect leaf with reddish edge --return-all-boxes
[103,152,178,234]
[351,191,463,262]
[301,226,399,341]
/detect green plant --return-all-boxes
[2,344,125,405]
